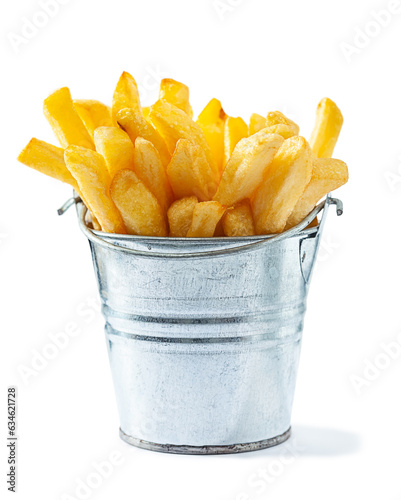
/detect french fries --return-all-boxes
[222,200,255,237]
[224,116,248,167]
[263,124,296,139]
[167,196,198,237]
[249,113,267,135]
[249,113,297,139]
[18,138,78,188]
[112,72,141,123]
[133,137,173,212]
[18,138,100,230]
[64,145,126,234]
[309,98,343,158]
[94,127,135,178]
[142,106,150,120]
[265,111,299,135]
[19,72,349,239]
[43,87,95,150]
[252,136,313,234]
[160,78,193,118]
[148,99,218,179]
[197,98,227,173]
[214,130,284,206]
[286,158,348,229]
[117,107,171,167]
[166,139,218,201]
[187,201,226,237]
[110,169,167,236]
[73,100,113,139]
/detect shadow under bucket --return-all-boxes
[74,196,342,454]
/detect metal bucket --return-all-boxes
[67,195,342,454]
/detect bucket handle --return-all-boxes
[58,195,343,259]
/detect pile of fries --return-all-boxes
[18,72,348,237]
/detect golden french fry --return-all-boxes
[214,130,284,206]
[142,106,150,120]
[112,72,141,124]
[224,116,248,167]
[110,169,167,236]
[18,138,77,187]
[148,99,218,179]
[187,201,226,237]
[94,127,135,178]
[160,78,193,117]
[263,124,296,139]
[17,138,102,230]
[249,113,267,135]
[64,145,126,234]
[88,215,101,230]
[166,139,218,201]
[197,98,227,173]
[249,112,296,139]
[116,107,171,167]
[222,200,255,237]
[252,136,313,234]
[266,111,299,135]
[285,158,349,229]
[133,137,173,212]
[43,87,94,150]
[309,98,343,158]
[167,196,198,237]
[73,100,113,138]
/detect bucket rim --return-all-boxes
[64,195,342,259]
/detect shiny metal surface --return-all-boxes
[76,196,341,454]
[119,427,292,455]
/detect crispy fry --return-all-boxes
[110,169,167,236]
[112,72,141,124]
[166,139,218,201]
[187,201,226,237]
[197,98,227,173]
[94,127,135,178]
[249,111,296,139]
[252,136,313,234]
[73,100,113,138]
[222,200,255,237]
[214,130,284,206]
[117,107,171,167]
[167,196,198,237]
[18,138,77,188]
[249,113,267,135]
[88,214,101,231]
[160,78,193,117]
[265,111,299,135]
[142,106,150,120]
[64,145,126,234]
[133,137,173,212]
[263,124,296,139]
[22,73,349,239]
[249,112,296,139]
[224,116,248,167]
[43,87,94,150]
[148,99,218,179]
[309,98,343,158]
[286,158,349,229]
[18,139,101,229]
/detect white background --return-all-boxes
[1,0,401,499]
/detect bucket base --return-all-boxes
[119,427,291,455]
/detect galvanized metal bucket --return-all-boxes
[64,195,342,454]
